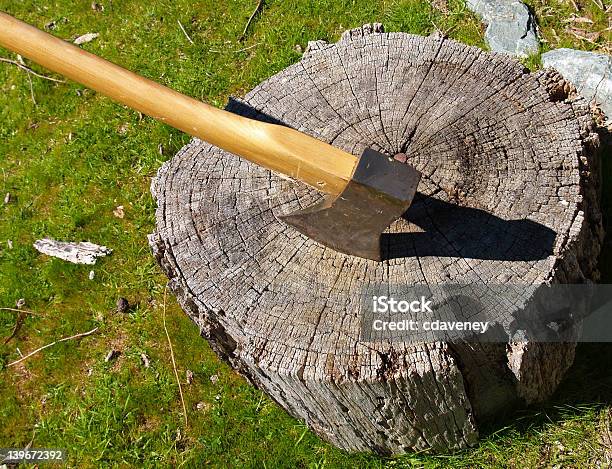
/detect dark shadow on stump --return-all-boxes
[227,97,558,263]
[226,97,287,126]
[382,194,556,262]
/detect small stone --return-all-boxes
[7,240,12,249]
[74,33,99,45]
[186,369,194,384]
[91,1,104,11]
[293,44,303,54]
[116,297,129,313]
[44,17,67,30]
[89,270,95,280]
[140,353,150,368]
[113,205,125,218]
[105,349,120,362]
[16,298,25,308]
[209,374,219,384]
[3,192,10,204]
[158,143,164,155]
[195,401,209,411]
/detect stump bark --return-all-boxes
[148,26,603,453]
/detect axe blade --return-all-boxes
[280,148,421,261]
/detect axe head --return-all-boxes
[280,148,421,261]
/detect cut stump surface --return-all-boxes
[149,27,603,453]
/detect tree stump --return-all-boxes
[148,26,603,453]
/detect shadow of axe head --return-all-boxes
[280,148,421,261]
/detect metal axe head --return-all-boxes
[280,148,421,261]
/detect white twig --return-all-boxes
[239,0,265,41]
[177,20,194,45]
[233,42,262,53]
[27,72,36,106]
[0,57,66,83]
[209,42,262,54]
[8,327,98,367]
[162,286,188,426]
[0,307,42,317]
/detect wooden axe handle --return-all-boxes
[0,12,357,195]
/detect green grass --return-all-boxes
[526,0,611,55]
[0,0,610,467]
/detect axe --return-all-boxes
[0,12,421,261]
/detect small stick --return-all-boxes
[8,327,98,367]
[4,310,26,344]
[233,42,262,53]
[0,307,42,316]
[177,20,194,45]
[239,0,265,41]
[208,42,262,53]
[26,71,36,105]
[430,20,455,38]
[0,57,66,83]
[569,0,579,12]
[162,286,188,427]
[568,29,599,43]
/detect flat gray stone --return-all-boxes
[467,0,539,57]
[542,48,612,121]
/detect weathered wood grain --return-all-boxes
[149,26,603,453]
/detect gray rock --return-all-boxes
[116,297,129,313]
[542,48,612,121]
[467,0,539,57]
